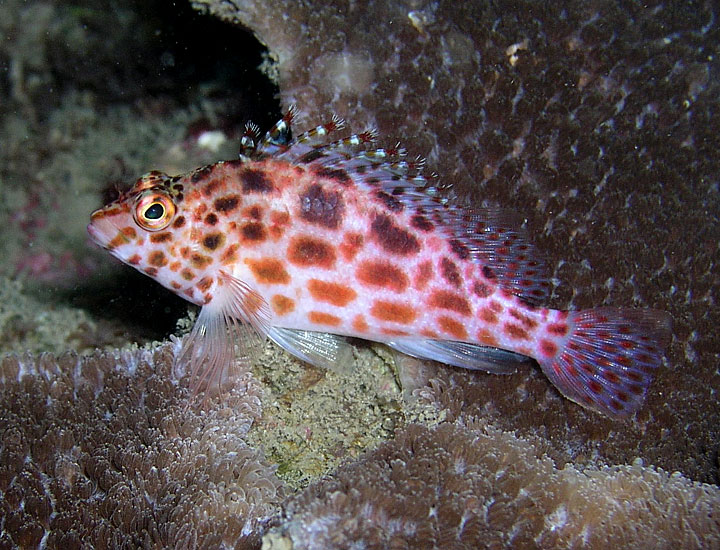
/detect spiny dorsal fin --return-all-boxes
[258,110,551,304]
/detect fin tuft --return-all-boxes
[177,271,269,399]
[267,327,354,374]
[538,308,672,418]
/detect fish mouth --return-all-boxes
[86,222,107,247]
[87,214,126,249]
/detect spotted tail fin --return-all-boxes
[538,308,672,418]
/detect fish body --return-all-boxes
[88,111,671,418]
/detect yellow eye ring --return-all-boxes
[133,192,176,231]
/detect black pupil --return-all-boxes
[145,203,165,220]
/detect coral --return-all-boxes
[0,343,285,549]
[265,422,720,549]
[193,0,720,483]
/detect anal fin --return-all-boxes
[386,339,531,374]
[267,327,354,374]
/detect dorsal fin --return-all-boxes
[439,207,551,304]
[259,110,551,304]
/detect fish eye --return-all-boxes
[145,202,165,220]
[134,192,176,231]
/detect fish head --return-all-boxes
[88,170,213,305]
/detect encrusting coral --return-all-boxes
[0,342,284,549]
[2,346,718,549]
[265,422,720,549]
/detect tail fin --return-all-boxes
[538,308,672,418]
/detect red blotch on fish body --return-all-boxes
[193,203,208,221]
[428,291,472,316]
[148,250,168,267]
[201,178,221,197]
[107,233,128,250]
[307,279,358,306]
[272,294,295,316]
[352,314,369,332]
[196,276,213,293]
[505,323,529,340]
[214,195,241,214]
[202,232,225,251]
[473,281,492,298]
[440,257,462,288]
[246,258,291,284]
[309,311,342,327]
[540,339,558,357]
[414,261,433,291]
[438,316,467,340]
[288,236,336,269]
[191,253,213,269]
[220,244,240,265]
[149,232,172,244]
[370,300,417,324]
[370,213,420,256]
[479,308,498,324]
[476,328,498,347]
[547,323,569,336]
[489,301,503,313]
[356,260,408,292]
[241,167,274,193]
[269,210,290,240]
[244,205,263,221]
[240,222,267,243]
[509,308,538,330]
[270,210,290,226]
[339,232,364,262]
[299,183,345,229]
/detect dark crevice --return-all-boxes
[47,0,281,342]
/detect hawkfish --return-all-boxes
[88,109,671,418]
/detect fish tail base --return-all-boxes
[538,308,671,418]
